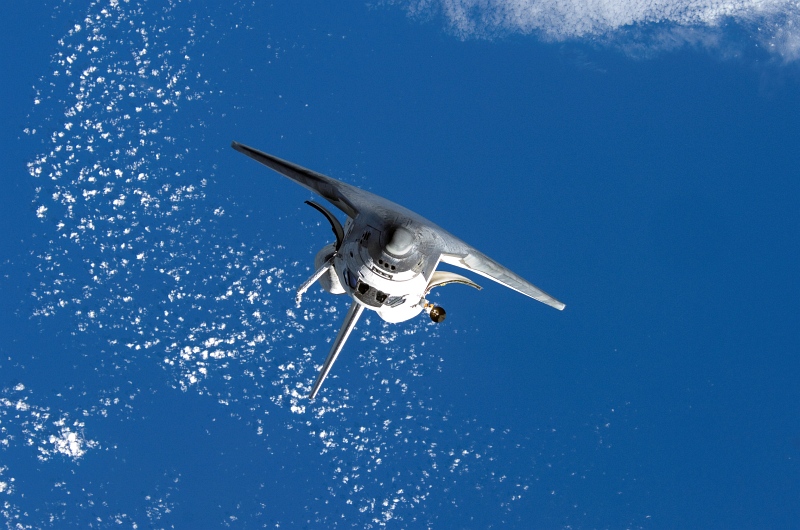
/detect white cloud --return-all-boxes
[400,0,800,60]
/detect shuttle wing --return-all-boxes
[233,141,365,219]
[233,141,565,311]
[439,240,565,311]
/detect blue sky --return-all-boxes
[1,1,799,528]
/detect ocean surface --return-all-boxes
[2,1,799,528]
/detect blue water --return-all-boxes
[2,1,799,528]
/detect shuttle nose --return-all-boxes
[385,227,414,256]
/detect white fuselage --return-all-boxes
[324,216,437,323]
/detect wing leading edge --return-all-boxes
[232,141,360,219]
[440,249,565,310]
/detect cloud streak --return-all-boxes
[401,0,800,60]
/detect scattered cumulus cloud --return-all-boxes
[399,0,800,60]
[0,385,98,462]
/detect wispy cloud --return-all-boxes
[398,0,800,60]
